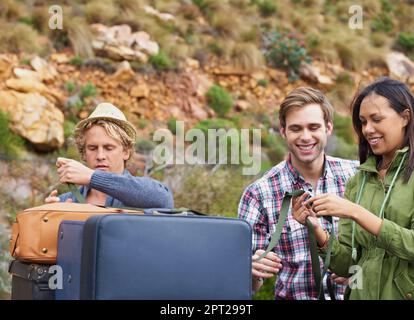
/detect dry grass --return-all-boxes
[210,10,246,40]
[230,42,265,71]
[0,22,41,54]
[0,0,24,20]
[84,0,118,24]
[335,35,386,71]
[66,17,95,59]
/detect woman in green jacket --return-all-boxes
[293,77,414,299]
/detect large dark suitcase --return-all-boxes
[57,214,252,300]
[55,210,205,300]
[8,260,55,300]
[55,220,84,300]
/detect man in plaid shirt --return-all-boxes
[238,87,358,300]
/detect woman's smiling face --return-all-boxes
[359,93,409,162]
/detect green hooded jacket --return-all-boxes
[322,147,414,300]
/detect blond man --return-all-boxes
[46,102,173,208]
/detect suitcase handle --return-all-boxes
[67,183,206,216]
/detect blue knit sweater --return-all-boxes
[59,169,174,208]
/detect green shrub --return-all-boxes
[18,16,34,26]
[395,32,414,53]
[149,52,173,71]
[66,82,76,94]
[20,57,31,66]
[80,82,97,98]
[137,118,149,129]
[371,13,393,33]
[205,85,234,117]
[171,165,256,217]
[335,72,353,86]
[63,120,76,140]
[380,0,394,12]
[333,113,354,145]
[69,56,84,67]
[0,109,25,158]
[135,139,156,154]
[207,42,225,57]
[195,118,236,132]
[263,29,312,82]
[167,118,177,135]
[257,79,269,87]
[262,132,288,164]
[194,118,243,164]
[256,0,277,17]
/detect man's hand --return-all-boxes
[44,189,73,204]
[252,249,282,293]
[292,192,320,228]
[56,157,94,186]
[252,249,282,279]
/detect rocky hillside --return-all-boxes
[2,0,414,299]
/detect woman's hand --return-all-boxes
[304,193,357,220]
[292,192,320,228]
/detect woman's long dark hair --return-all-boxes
[351,77,414,183]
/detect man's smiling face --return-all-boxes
[280,103,333,166]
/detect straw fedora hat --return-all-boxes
[75,102,137,140]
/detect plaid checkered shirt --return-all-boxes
[238,154,358,300]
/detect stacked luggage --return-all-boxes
[8,203,252,300]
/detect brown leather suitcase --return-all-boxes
[9,203,143,264]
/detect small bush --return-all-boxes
[194,118,236,132]
[335,72,353,87]
[205,85,234,117]
[0,109,25,158]
[66,82,76,93]
[80,82,97,98]
[70,56,84,67]
[257,79,269,87]
[168,118,177,135]
[333,113,355,145]
[261,132,288,164]
[170,165,256,217]
[395,32,414,54]
[149,52,173,71]
[63,120,76,140]
[137,118,149,129]
[20,58,31,66]
[135,139,156,154]
[207,42,225,57]
[256,0,277,17]
[371,13,394,33]
[263,29,312,82]
[194,119,240,164]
